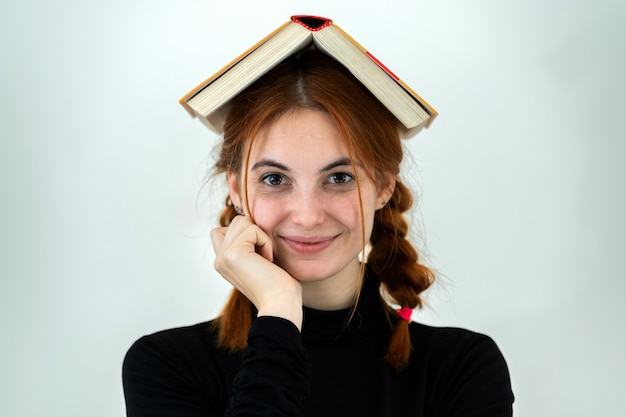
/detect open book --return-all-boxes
[180,15,437,138]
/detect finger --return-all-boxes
[210,227,228,254]
[253,226,274,262]
[224,216,274,260]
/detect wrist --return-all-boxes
[257,292,303,330]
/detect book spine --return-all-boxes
[291,15,332,31]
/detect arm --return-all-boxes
[122,330,225,417]
[213,215,311,415]
[434,332,514,417]
[225,317,311,417]
[122,318,312,417]
[123,217,309,416]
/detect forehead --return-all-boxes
[249,109,349,163]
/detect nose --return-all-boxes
[289,187,325,227]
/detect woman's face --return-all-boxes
[228,109,393,285]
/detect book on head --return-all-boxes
[180,15,437,139]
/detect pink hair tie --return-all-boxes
[396,307,413,323]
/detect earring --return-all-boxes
[234,205,243,215]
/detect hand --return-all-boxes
[210,216,303,329]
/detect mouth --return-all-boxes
[280,235,338,255]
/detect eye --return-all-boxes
[327,173,353,184]
[262,173,286,186]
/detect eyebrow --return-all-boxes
[319,158,353,173]
[251,159,290,172]
[250,157,354,174]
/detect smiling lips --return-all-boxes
[280,235,338,255]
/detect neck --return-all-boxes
[300,261,363,311]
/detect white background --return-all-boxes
[1,1,624,416]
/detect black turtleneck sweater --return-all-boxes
[123,273,514,416]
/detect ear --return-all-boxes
[227,170,242,208]
[377,173,396,209]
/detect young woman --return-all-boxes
[123,49,514,416]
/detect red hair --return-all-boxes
[212,49,434,371]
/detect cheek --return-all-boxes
[358,191,381,238]
[328,193,377,236]
[248,198,283,232]
[334,198,362,226]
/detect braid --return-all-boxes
[210,195,253,351]
[368,180,434,371]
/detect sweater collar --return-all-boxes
[301,268,389,344]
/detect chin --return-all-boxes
[279,256,359,284]
[278,260,336,282]
[286,268,333,283]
